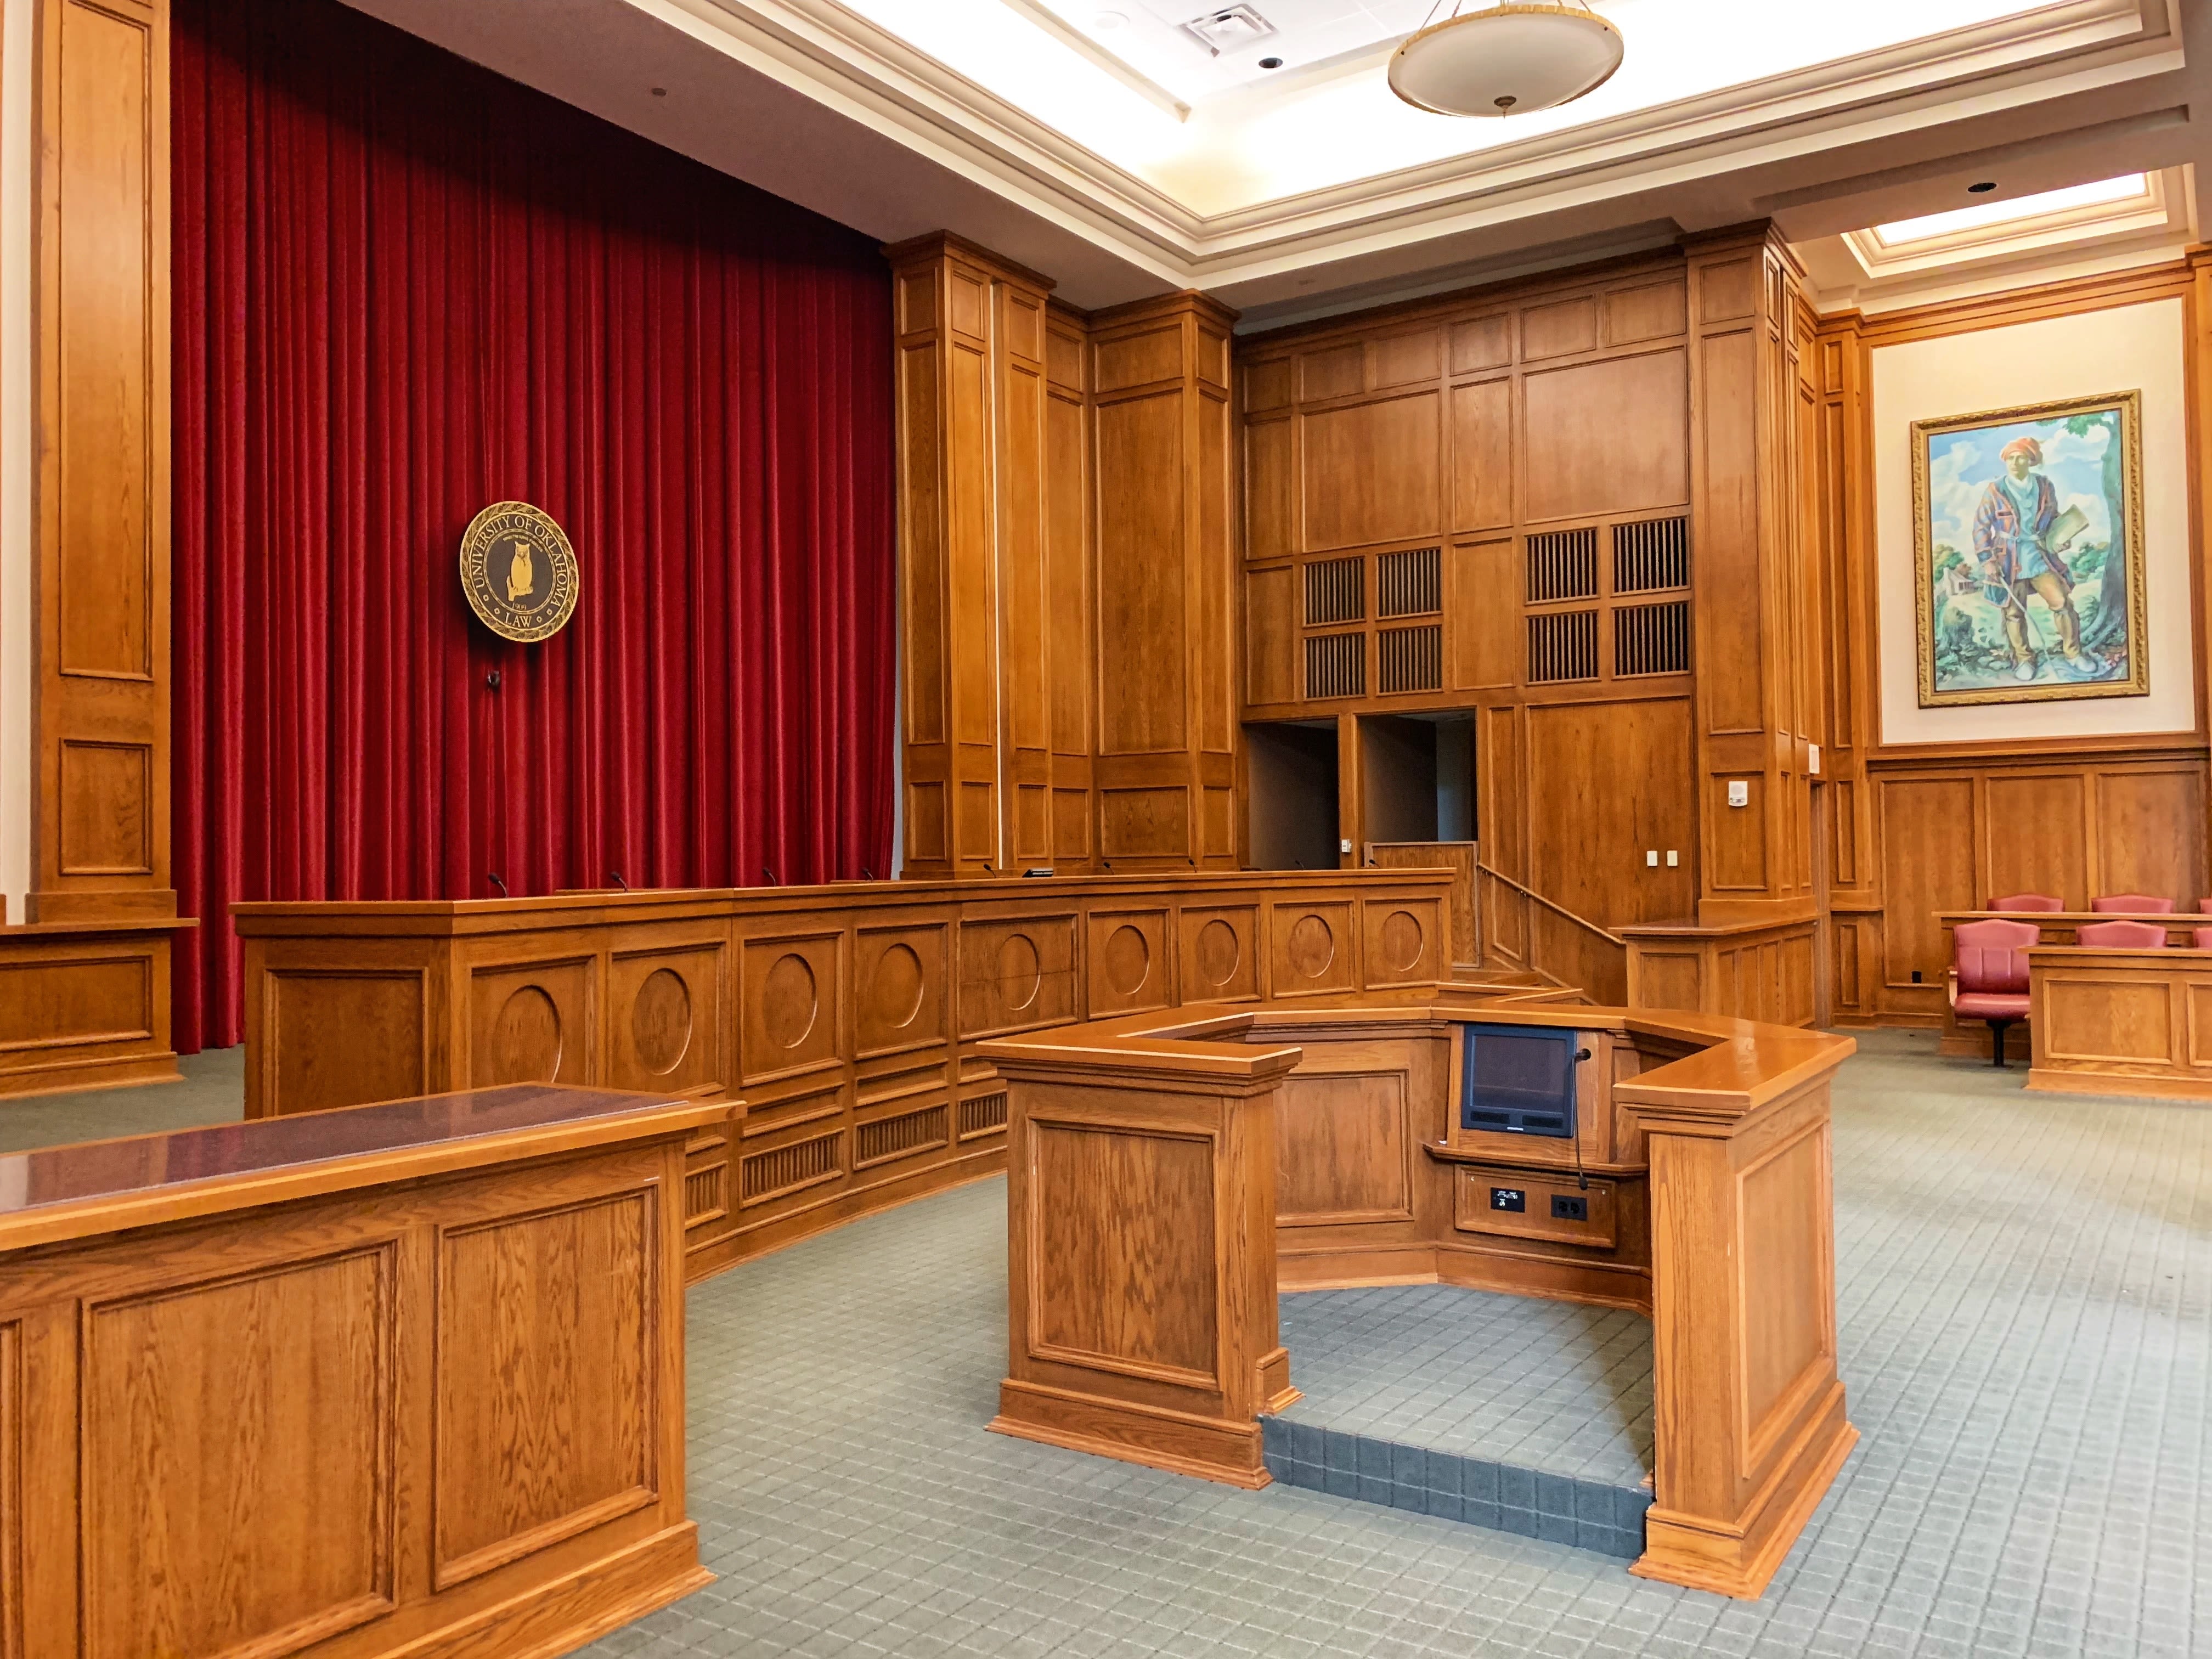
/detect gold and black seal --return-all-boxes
[459,501,578,643]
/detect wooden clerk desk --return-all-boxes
[984,992,1857,1600]
[2025,945,2212,1098]
[1936,910,2204,1062]
[0,1085,718,1659]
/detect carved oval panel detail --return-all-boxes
[1286,915,1335,979]
[632,967,692,1075]
[872,942,926,1030]
[1380,910,1426,974]
[1195,919,1241,988]
[998,933,1042,1011]
[762,953,819,1050]
[1103,924,1150,997]
[493,985,562,1081]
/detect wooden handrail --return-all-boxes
[1476,862,1627,948]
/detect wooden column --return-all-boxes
[988,1038,1300,1486]
[1089,291,1240,871]
[1623,1054,1857,1599]
[0,0,190,1099]
[886,233,1063,878]
[1685,225,1818,928]
[28,0,171,925]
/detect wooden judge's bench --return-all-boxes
[230,870,1462,1279]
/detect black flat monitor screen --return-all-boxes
[1459,1023,1577,1139]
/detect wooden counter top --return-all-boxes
[0,1084,727,1252]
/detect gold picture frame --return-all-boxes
[1911,388,2148,707]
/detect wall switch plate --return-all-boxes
[1728,780,1750,807]
[1666,850,1679,867]
[1339,838,1351,854]
[1808,742,1821,776]
[1645,849,1657,866]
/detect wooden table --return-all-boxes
[2028,944,2212,1098]
[982,991,1857,1600]
[0,1084,721,1658]
[1936,911,2205,1061]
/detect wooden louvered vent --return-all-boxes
[1378,624,1442,694]
[1615,600,1690,677]
[1304,556,1364,625]
[1378,547,1441,618]
[1305,631,1365,699]
[1525,528,1599,602]
[1527,610,1599,684]
[1612,516,1690,594]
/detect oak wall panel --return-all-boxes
[2096,769,2207,904]
[1096,392,1188,753]
[471,957,595,1087]
[30,0,174,923]
[1245,416,1294,561]
[1447,539,1516,691]
[1277,1066,1412,1225]
[1300,392,1440,551]
[1984,775,2089,910]
[1449,379,1513,533]
[1878,776,1977,998]
[1522,296,1599,360]
[1523,350,1688,523]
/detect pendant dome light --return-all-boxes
[1388,2,1624,119]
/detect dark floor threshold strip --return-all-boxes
[1262,1417,1650,1560]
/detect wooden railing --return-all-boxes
[1475,862,1629,1005]
[1365,840,1477,966]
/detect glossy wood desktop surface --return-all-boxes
[984,993,1856,1600]
[0,1085,723,1658]
[2025,945,2212,1099]
[230,870,1453,1283]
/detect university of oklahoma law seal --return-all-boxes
[459,501,578,643]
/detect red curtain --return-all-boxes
[172,0,896,1052]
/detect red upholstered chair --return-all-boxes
[1989,893,2063,912]
[2091,894,2174,913]
[1951,918,2039,1069]
[2076,919,2168,948]
[2193,928,2212,951]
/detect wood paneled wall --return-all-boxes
[1234,252,1702,930]
[889,240,1234,876]
[28,0,173,924]
[1090,292,1240,869]
[1812,261,2212,1026]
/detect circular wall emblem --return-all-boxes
[459,501,578,642]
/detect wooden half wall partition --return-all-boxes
[2025,943,2212,1097]
[0,1085,719,1658]
[1622,916,1820,1028]
[230,870,1452,1282]
[0,0,189,1094]
[982,995,1857,1599]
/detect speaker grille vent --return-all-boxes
[741,1132,842,1205]
[959,1092,1009,1139]
[1378,624,1442,694]
[1378,547,1441,618]
[1612,516,1689,594]
[855,1105,949,1169]
[1525,528,1598,602]
[1305,631,1366,699]
[1304,556,1363,625]
[1614,599,1690,677]
[1527,609,1599,684]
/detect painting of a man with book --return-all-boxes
[1912,391,2149,707]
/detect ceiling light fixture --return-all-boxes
[1388,2,1623,118]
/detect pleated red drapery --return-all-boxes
[171,0,896,1052]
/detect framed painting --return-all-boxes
[1911,389,2149,707]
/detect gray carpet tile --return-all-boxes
[579,1026,2212,1658]
[0,1044,243,1152]
[1275,1283,1652,1485]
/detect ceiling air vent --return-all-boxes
[1525,527,1598,603]
[1181,5,1276,55]
[1613,516,1690,594]
[1378,547,1441,618]
[1379,624,1442,695]
[1304,556,1363,625]
[1527,609,1599,684]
